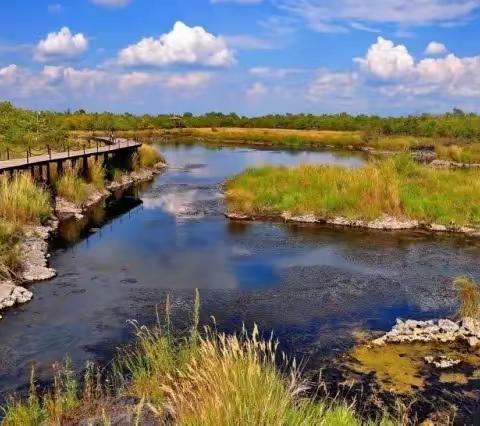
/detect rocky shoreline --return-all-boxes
[226,211,480,237]
[0,163,167,317]
[371,317,480,348]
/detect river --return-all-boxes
[1,143,480,397]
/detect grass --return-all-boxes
[454,276,480,318]
[55,165,93,205]
[0,174,51,280]
[137,144,165,169]
[0,221,22,279]
[87,158,105,190]
[225,155,480,227]
[2,293,397,425]
[0,174,50,226]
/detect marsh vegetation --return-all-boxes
[226,156,480,228]
[2,295,398,426]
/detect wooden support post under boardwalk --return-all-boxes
[57,160,63,176]
[82,156,89,179]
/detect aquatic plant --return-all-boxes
[454,276,480,318]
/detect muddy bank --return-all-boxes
[226,211,480,238]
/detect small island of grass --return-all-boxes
[225,156,480,233]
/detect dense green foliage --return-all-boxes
[2,102,480,148]
[226,156,480,227]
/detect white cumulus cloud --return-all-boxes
[425,41,448,55]
[118,21,235,68]
[35,27,88,62]
[356,37,480,97]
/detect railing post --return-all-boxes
[27,148,30,164]
[48,145,51,160]
[6,148,9,160]
[96,140,99,153]
[67,145,70,158]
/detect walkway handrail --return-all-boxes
[0,137,124,162]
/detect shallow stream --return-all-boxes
[1,143,480,400]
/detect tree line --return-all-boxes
[1,101,480,149]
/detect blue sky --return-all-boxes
[1,0,480,115]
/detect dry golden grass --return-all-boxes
[454,277,480,318]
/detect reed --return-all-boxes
[87,158,105,190]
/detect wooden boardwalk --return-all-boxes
[0,138,141,173]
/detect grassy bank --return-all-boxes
[2,295,397,425]
[226,156,480,228]
[0,175,51,280]
[93,127,480,164]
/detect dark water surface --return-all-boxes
[1,144,480,396]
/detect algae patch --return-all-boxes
[348,341,480,394]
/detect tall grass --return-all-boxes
[454,276,480,318]
[137,144,165,169]
[55,165,92,205]
[0,221,22,279]
[87,158,105,190]
[226,156,480,227]
[0,174,50,226]
[1,293,397,425]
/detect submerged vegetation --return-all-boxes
[226,156,480,227]
[1,295,398,425]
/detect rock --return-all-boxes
[282,212,317,223]
[468,337,479,347]
[0,281,33,311]
[226,212,250,220]
[438,319,459,333]
[424,356,460,369]
[371,317,480,347]
[20,225,57,283]
[429,224,447,232]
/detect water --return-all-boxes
[1,144,480,396]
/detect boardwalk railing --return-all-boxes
[0,138,141,175]
[0,138,117,162]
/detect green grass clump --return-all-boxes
[1,293,397,425]
[454,276,480,318]
[0,174,50,226]
[226,156,480,227]
[87,158,105,190]
[0,221,22,279]
[137,144,165,169]
[55,165,92,206]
